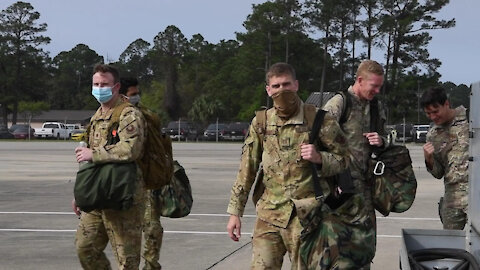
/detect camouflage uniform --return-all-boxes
[140,107,164,270]
[75,99,146,270]
[142,192,163,270]
[320,87,388,269]
[426,106,469,230]
[227,101,349,269]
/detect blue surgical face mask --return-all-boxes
[92,86,113,103]
[127,94,141,106]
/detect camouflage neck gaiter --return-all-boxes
[271,90,300,118]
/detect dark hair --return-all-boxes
[420,87,448,108]
[93,64,120,83]
[266,62,296,84]
[119,77,139,95]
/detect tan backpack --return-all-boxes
[89,102,174,190]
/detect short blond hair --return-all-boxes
[356,60,384,79]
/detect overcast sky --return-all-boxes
[1,0,478,85]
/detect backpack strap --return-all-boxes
[107,102,133,145]
[309,109,327,199]
[337,91,351,125]
[303,103,317,131]
[254,107,268,145]
[370,97,379,132]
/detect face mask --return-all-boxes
[127,94,141,106]
[271,90,300,118]
[92,86,113,103]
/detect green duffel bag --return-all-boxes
[74,162,138,212]
[370,144,417,216]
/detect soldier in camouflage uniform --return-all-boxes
[120,77,163,270]
[321,60,388,269]
[72,65,146,270]
[421,87,469,230]
[226,62,350,269]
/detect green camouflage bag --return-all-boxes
[154,160,193,218]
[300,194,376,269]
[369,144,417,216]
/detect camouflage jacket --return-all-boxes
[323,87,388,191]
[426,106,469,209]
[88,98,146,163]
[227,101,349,228]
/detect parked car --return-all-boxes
[71,129,87,141]
[223,122,250,141]
[162,121,199,141]
[0,125,14,139]
[11,125,35,139]
[34,122,71,139]
[66,124,81,130]
[413,124,430,143]
[202,123,227,141]
[395,123,415,142]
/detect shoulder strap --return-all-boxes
[107,102,133,145]
[309,109,326,145]
[303,103,317,131]
[110,102,132,125]
[370,97,379,132]
[309,109,327,199]
[337,91,351,125]
[255,107,268,144]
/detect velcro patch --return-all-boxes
[126,125,136,134]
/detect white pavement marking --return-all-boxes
[0,211,434,238]
[0,228,401,238]
[0,228,253,235]
[0,212,439,221]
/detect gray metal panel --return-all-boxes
[401,229,466,251]
[399,229,468,269]
[468,81,480,256]
[471,82,480,128]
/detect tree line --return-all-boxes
[0,0,470,128]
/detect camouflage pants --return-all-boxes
[75,181,145,270]
[252,215,305,270]
[142,191,164,270]
[300,194,376,270]
[438,197,467,230]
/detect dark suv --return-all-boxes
[223,122,250,141]
[163,121,199,141]
[202,123,227,141]
[395,123,415,142]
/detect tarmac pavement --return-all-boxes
[0,141,445,270]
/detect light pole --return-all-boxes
[416,81,421,124]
